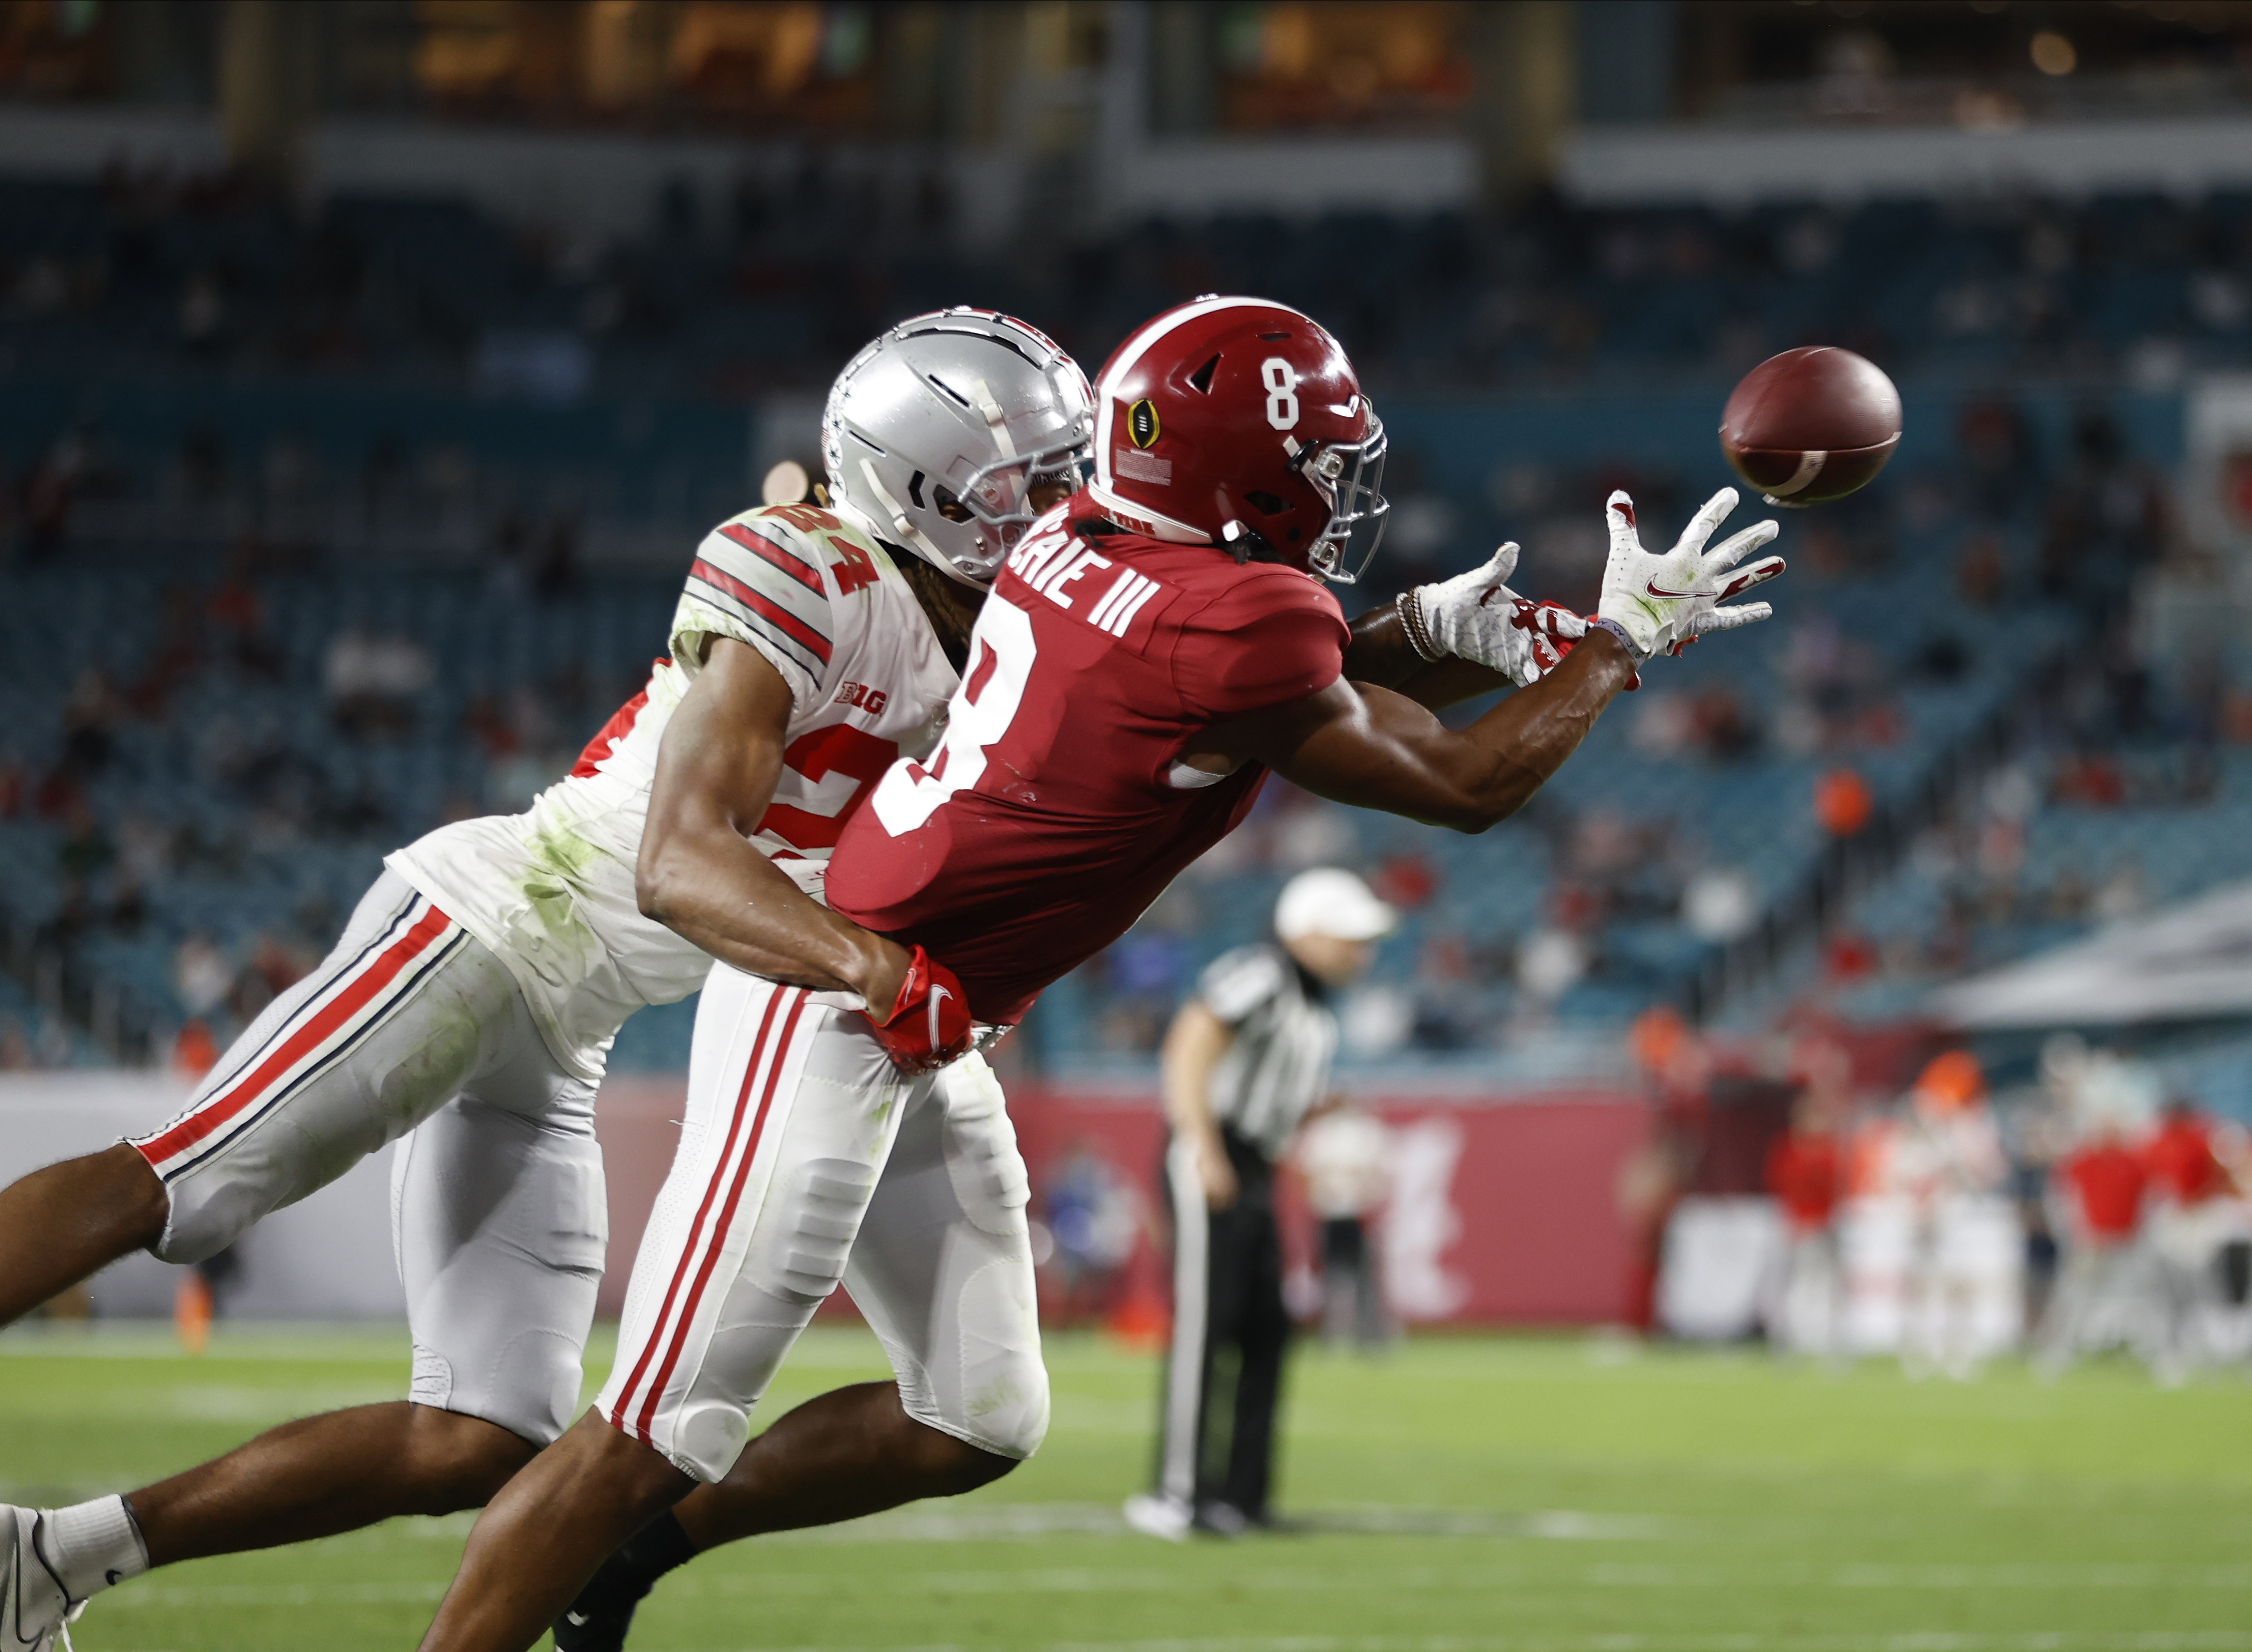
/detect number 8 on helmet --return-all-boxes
[1085,295,1390,583]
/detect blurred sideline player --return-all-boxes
[2142,1097,2241,1376]
[1127,866,1393,1541]
[0,311,1091,1651]
[1762,1042,1849,1358]
[1894,1052,2018,1380]
[2037,1106,2150,1376]
[415,293,1787,1652]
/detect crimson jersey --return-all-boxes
[1765,1133,1842,1233]
[829,497,1349,1024]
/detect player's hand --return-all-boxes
[1596,488,1784,661]
[1402,542,1588,687]
[864,945,974,1075]
[1198,1128,1239,1210]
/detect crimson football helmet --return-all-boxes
[1087,296,1388,582]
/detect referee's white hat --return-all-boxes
[1275,867,1396,944]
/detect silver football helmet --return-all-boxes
[822,309,1094,587]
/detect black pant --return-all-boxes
[1154,1126,1290,1520]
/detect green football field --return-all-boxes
[2,1323,2248,1652]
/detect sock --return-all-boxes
[40,1496,150,1601]
[610,1508,697,1595]
[570,1508,695,1617]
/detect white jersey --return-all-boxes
[388,504,959,1080]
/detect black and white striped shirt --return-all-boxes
[1197,944,1339,1163]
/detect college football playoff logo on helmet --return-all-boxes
[1128,399,1161,449]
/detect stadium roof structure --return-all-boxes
[1933,878,2252,1031]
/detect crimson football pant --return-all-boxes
[1155,1125,1288,1522]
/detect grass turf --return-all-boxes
[2,1323,2248,1651]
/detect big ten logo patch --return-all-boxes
[833,680,889,717]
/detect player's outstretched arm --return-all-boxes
[1341,540,1584,711]
[638,637,907,1006]
[1208,626,1641,833]
[1218,488,1785,831]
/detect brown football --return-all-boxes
[1720,346,1902,506]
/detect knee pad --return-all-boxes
[908,1243,1050,1461]
[395,1101,607,1446]
[937,1055,1031,1240]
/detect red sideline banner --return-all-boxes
[590,1076,1653,1327]
[1010,1084,1654,1328]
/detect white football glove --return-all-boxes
[1399,542,1590,688]
[1596,488,1785,661]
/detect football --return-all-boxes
[1720,346,1902,506]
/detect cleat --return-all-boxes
[1192,1500,1251,1538]
[1122,1492,1192,1543]
[2,1508,83,1652]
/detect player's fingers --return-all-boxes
[1543,607,1589,639]
[1676,486,1739,554]
[1716,555,1786,599]
[1694,600,1775,634]
[1605,490,1639,546]
[1483,541,1521,583]
[1700,518,1780,572]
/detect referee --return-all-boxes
[1125,867,1394,1539]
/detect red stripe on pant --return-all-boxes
[606,985,803,1443]
[630,989,813,1446]
[135,904,456,1169]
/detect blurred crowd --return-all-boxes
[1640,1013,2251,1383]
[22,167,2252,408]
[0,543,626,1070]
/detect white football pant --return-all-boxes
[597,963,1049,1482]
[132,871,608,1445]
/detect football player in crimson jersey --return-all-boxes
[414,297,1784,1652]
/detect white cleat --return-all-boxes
[1,1507,81,1651]
[1122,1492,1193,1543]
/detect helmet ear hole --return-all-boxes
[907,471,928,509]
[1188,354,1220,394]
[1245,490,1287,515]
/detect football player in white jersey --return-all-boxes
[0,310,1092,1651]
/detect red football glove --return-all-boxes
[864,945,974,1075]
[1509,597,1582,680]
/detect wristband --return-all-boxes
[1591,616,1649,661]
[1396,589,1443,663]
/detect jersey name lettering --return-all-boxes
[1006,529,1074,585]
[1006,526,1168,640]
[1087,568,1164,637]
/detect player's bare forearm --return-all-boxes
[638,638,907,1006]
[1344,602,1517,710]
[1341,602,1424,690]
[1223,627,1636,832]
